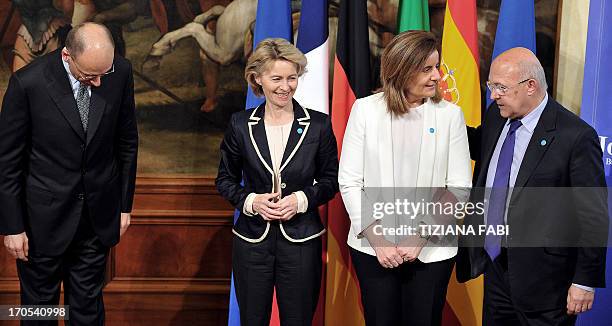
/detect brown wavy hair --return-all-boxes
[380,30,442,115]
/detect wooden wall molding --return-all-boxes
[0,176,234,325]
[105,277,230,294]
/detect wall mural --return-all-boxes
[0,0,558,176]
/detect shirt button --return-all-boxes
[280,183,286,189]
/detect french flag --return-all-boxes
[294,0,329,115]
[293,2,329,325]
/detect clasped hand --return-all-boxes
[252,192,298,221]
[368,232,427,269]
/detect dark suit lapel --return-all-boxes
[45,51,86,141]
[86,89,107,145]
[513,100,557,188]
[279,100,310,172]
[476,105,507,186]
[247,104,273,176]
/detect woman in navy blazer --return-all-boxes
[216,38,338,326]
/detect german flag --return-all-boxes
[325,0,372,324]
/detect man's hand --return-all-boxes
[276,194,298,221]
[3,232,29,261]
[252,193,283,221]
[120,213,131,237]
[567,285,595,315]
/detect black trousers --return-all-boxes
[232,223,322,326]
[483,249,577,326]
[17,210,109,326]
[350,248,455,326]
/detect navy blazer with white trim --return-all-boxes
[216,99,339,242]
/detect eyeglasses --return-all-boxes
[69,55,114,81]
[486,78,531,95]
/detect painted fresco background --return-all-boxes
[0,0,559,176]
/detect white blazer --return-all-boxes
[338,93,472,263]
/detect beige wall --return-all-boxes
[555,0,590,114]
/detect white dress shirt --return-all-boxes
[62,58,91,99]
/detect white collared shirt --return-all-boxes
[62,57,91,99]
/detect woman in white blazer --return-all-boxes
[338,31,472,326]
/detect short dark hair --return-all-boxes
[65,22,115,57]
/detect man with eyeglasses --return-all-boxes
[457,47,608,325]
[0,22,138,325]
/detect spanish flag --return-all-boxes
[440,0,483,325]
[325,0,372,325]
[440,0,481,127]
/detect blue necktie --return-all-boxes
[485,119,522,260]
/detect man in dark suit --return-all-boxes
[457,47,608,325]
[0,22,138,325]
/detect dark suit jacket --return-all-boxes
[216,100,339,242]
[457,98,608,311]
[0,49,138,255]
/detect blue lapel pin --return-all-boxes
[429,128,435,134]
[540,139,547,146]
[297,127,303,134]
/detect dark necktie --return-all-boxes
[76,83,90,132]
[485,119,522,260]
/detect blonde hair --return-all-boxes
[245,38,307,97]
[380,30,442,115]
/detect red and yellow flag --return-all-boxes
[440,0,481,127]
[325,0,372,325]
[440,1,483,326]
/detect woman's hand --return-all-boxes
[363,224,404,268]
[373,245,404,268]
[396,235,427,263]
[277,194,298,221]
[252,193,282,221]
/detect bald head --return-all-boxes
[65,23,115,59]
[62,23,115,87]
[488,47,548,119]
[492,47,547,93]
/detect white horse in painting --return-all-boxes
[144,0,258,112]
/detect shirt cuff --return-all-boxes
[572,283,595,292]
[243,193,258,216]
[295,191,308,213]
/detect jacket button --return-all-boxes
[77,193,85,200]
[280,183,286,189]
